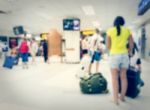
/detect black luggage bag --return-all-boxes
[119,67,140,98]
[80,73,108,94]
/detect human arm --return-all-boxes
[128,35,134,57]
[106,36,111,51]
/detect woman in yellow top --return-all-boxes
[107,16,133,105]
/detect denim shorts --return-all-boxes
[91,51,102,63]
[21,53,28,62]
[109,54,129,69]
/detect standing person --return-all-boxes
[19,37,29,69]
[11,45,19,65]
[106,16,133,105]
[81,35,89,57]
[78,35,91,77]
[2,42,9,58]
[11,45,17,57]
[42,40,48,63]
[30,38,38,64]
[88,29,105,74]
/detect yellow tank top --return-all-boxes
[107,26,131,55]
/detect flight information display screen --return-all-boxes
[63,19,80,31]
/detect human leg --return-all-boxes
[88,52,95,74]
[95,52,101,73]
[120,68,128,101]
[119,54,129,101]
[111,68,119,105]
[109,54,121,105]
[96,61,100,73]
[24,53,29,69]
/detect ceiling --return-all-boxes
[0,0,149,36]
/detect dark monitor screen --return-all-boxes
[0,36,7,42]
[13,26,24,35]
[63,19,80,31]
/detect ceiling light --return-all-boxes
[92,21,100,27]
[82,5,95,15]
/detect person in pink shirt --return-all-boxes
[19,37,29,69]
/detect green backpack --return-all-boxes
[80,73,108,94]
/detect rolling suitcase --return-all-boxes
[3,56,15,69]
[80,73,108,94]
[119,67,140,98]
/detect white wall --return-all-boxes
[145,23,150,61]
[63,31,80,63]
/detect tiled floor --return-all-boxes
[0,57,149,110]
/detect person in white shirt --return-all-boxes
[2,42,9,58]
[81,35,90,56]
[30,38,38,64]
[76,35,91,78]
[88,29,105,74]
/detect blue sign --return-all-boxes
[138,0,150,15]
